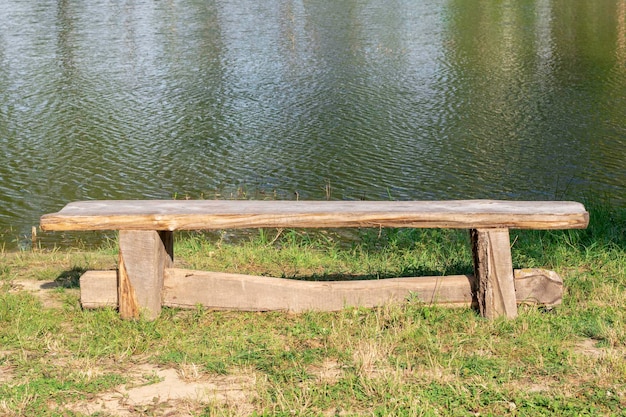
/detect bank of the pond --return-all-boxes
[0,203,624,416]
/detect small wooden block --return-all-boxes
[514,268,563,306]
[79,271,118,309]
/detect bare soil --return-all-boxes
[6,280,259,416]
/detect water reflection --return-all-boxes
[0,0,624,248]
[441,0,625,199]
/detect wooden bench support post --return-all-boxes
[470,228,518,319]
[118,230,173,320]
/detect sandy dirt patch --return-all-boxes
[65,363,258,416]
[5,281,259,415]
[574,338,608,358]
[9,279,76,309]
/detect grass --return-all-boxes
[0,201,625,416]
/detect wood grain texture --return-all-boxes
[117,249,139,319]
[79,270,119,309]
[471,228,518,319]
[514,268,563,306]
[163,270,475,312]
[40,200,589,231]
[79,268,563,312]
[118,230,173,319]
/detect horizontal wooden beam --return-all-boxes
[79,268,563,313]
[41,200,589,231]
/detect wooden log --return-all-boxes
[471,228,518,319]
[118,230,173,320]
[79,268,563,312]
[163,270,475,312]
[40,200,589,231]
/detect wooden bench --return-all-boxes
[40,199,589,320]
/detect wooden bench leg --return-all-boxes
[118,230,173,320]
[470,228,518,319]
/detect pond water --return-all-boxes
[1,0,624,248]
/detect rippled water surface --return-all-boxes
[1,0,625,247]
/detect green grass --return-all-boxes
[0,201,625,416]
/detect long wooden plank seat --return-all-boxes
[40,200,589,320]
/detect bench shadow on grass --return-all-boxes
[286,260,474,282]
[49,265,474,284]
[49,261,473,285]
[52,266,87,289]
